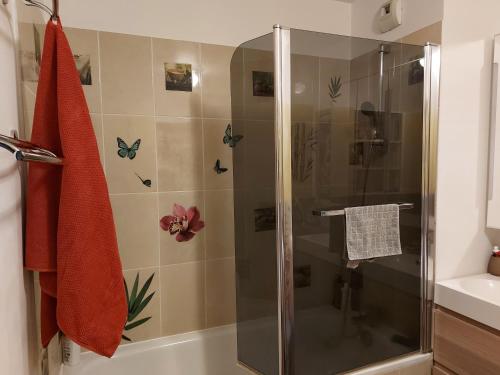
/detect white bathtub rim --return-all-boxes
[75,323,237,362]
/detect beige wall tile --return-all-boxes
[205,190,235,259]
[291,53,319,123]
[201,44,234,119]
[103,115,157,193]
[206,258,236,327]
[65,27,101,113]
[156,117,203,191]
[89,113,104,164]
[159,191,205,265]
[110,194,159,270]
[161,262,205,335]
[243,121,275,190]
[20,83,36,139]
[230,47,245,120]
[153,39,202,117]
[18,23,40,139]
[203,119,233,190]
[100,32,154,115]
[122,267,161,343]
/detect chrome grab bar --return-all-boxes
[0,133,63,165]
[312,202,414,217]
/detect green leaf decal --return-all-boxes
[124,279,130,307]
[129,273,139,313]
[124,317,152,331]
[131,273,155,312]
[122,272,156,341]
[328,76,342,103]
[129,292,155,322]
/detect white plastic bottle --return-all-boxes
[62,336,80,366]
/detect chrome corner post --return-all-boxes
[273,24,294,375]
[421,42,440,353]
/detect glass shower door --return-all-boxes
[231,32,280,375]
[231,26,439,375]
[289,29,426,374]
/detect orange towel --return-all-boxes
[25,19,127,357]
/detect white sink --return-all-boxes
[435,274,500,330]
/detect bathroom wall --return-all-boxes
[435,0,500,281]
[15,0,354,351]
[0,2,39,375]
[17,0,352,47]
[19,22,239,344]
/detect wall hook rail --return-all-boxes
[23,0,59,20]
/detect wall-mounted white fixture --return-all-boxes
[378,0,402,33]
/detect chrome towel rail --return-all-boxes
[312,202,414,217]
[0,134,63,165]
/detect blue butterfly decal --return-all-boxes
[214,159,228,174]
[117,137,141,160]
[223,124,243,148]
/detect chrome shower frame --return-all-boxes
[420,43,440,353]
[272,26,441,374]
[274,25,294,375]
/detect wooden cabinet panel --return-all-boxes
[432,364,455,375]
[434,307,500,374]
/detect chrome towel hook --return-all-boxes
[24,0,59,21]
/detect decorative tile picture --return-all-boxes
[252,71,274,97]
[160,204,205,242]
[20,24,42,82]
[74,54,92,85]
[123,272,155,342]
[23,24,93,85]
[254,207,276,232]
[408,57,424,85]
[165,63,193,92]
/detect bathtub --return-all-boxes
[62,325,252,375]
[61,323,432,375]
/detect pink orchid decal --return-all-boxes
[160,204,205,242]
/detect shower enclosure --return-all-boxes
[230,26,439,375]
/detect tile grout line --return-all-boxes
[101,113,232,121]
[149,36,163,337]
